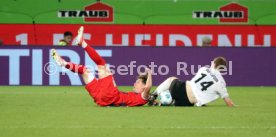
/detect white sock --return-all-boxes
[63,60,68,66]
[82,40,88,48]
[154,78,172,95]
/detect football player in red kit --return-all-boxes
[51,26,152,107]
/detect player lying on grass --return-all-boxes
[149,57,235,107]
[51,26,152,107]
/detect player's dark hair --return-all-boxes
[137,74,147,85]
[64,31,73,37]
[213,56,227,69]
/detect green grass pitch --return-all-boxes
[0,86,276,137]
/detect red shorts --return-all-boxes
[85,75,120,106]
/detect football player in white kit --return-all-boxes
[149,57,235,107]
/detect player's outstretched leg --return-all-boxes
[153,77,178,95]
[51,49,95,88]
[75,26,111,79]
[75,26,106,66]
[51,49,86,74]
[148,77,178,106]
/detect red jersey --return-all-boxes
[114,92,148,106]
[85,75,148,107]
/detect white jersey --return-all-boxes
[187,67,229,106]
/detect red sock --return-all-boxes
[84,46,106,66]
[65,62,86,74]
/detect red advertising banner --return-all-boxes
[0,24,36,45]
[0,24,275,47]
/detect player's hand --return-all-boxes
[145,68,152,75]
[148,94,158,106]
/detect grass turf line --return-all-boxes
[0,86,276,137]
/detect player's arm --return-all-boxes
[142,68,152,100]
[223,97,235,107]
[219,81,235,107]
